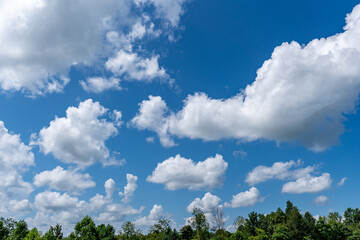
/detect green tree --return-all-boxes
[345,208,360,229]
[24,228,41,240]
[190,208,210,240]
[74,216,98,240]
[249,228,268,240]
[179,225,193,240]
[0,220,11,239]
[8,220,29,240]
[97,224,116,240]
[245,212,259,236]
[303,211,316,238]
[44,224,63,240]
[229,230,247,240]
[285,202,304,240]
[271,225,290,240]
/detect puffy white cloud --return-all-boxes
[0,0,188,95]
[34,166,96,194]
[0,121,34,169]
[9,199,33,213]
[245,160,315,185]
[0,121,34,216]
[35,191,79,212]
[28,177,143,233]
[338,177,347,186]
[314,195,329,205]
[0,0,131,95]
[105,178,117,199]
[32,99,123,167]
[131,4,360,151]
[80,77,121,93]
[105,50,167,82]
[134,204,169,227]
[96,204,144,223]
[119,174,138,203]
[186,192,222,214]
[131,95,175,147]
[224,187,263,208]
[147,154,228,190]
[282,173,332,194]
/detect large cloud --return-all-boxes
[0,121,34,216]
[224,187,263,208]
[131,4,360,151]
[147,154,228,190]
[245,160,315,185]
[32,99,123,167]
[28,178,144,234]
[0,0,187,95]
[34,191,79,212]
[282,173,332,194]
[33,166,96,195]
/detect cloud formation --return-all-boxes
[132,4,360,151]
[34,166,96,195]
[0,121,34,216]
[0,0,187,95]
[246,160,315,185]
[134,204,170,227]
[282,173,332,194]
[224,187,263,208]
[147,154,228,190]
[32,99,122,167]
[186,192,222,214]
[119,174,138,203]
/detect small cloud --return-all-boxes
[232,150,247,158]
[314,195,329,205]
[146,137,155,143]
[337,177,347,186]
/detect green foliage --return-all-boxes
[271,225,290,240]
[179,225,193,240]
[24,228,41,240]
[0,219,11,239]
[73,215,98,240]
[97,224,116,240]
[3,201,360,240]
[8,220,28,240]
[190,207,210,240]
[43,224,63,240]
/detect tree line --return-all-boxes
[1,201,360,240]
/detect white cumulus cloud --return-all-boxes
[186,192,222,214]
[119,174,138,203]
[35,191,79,212]
[282,173,332,194]
[34,166,95,195]
[32,99,123,167]
[224,187,263,208]
[134,204,170,227]
[0,121,34,216]
[147,154,228,190]
[245,160,315,185]
[131,4,360,151]
[0,0,188,95]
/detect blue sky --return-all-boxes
[1,0,360,233]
